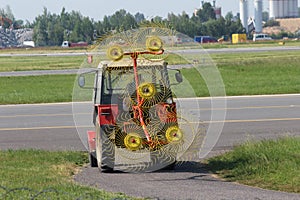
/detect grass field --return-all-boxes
[206,137,300,193]
[213,51,300,95]
[0,51,299,104]
[0,75,76,104]
[0,150,137,199]
[0,56,84,72]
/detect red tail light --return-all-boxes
[98,104,118,125]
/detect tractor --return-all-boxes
[79,36,185,172]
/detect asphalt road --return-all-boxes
[1,46,300,58]
[1,94,299,151]
[0,94,299,199]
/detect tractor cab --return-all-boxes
[97,59,177,115]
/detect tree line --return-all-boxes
[2,3,245,46]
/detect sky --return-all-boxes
[0,0,298,22]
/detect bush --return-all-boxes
[264,19,280,27]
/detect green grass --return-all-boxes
[179,51,300,97]
[0,75,76,104]
[0,58,299,104]
[0,46,88,54]
[216,51,300,95]
[0,150,138,199]
[205,137,300,193]
[0,50,299,104]
[0,56,84,72]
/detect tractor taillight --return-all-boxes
[87,131,96,152]
[98,104,118,125]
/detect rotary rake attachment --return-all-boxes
[80,27,206,173]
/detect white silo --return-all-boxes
[269,0,299,18]
[279,0,284,18]
[269,0,274,18]
[254,0,263,33]
[293,0,299,17]
[288,0,294,17]
[269,0,280,19]
[240,0,249,32]
[283,0,289,17]
[287,0,298,18]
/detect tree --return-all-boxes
[30,7,250,47]
[134,12,145,23]
[33,7,51,46]
[82,17,94,42]
[4,5,14,20]
[0,5,15,28]
[110,9,126,30]
[34,20,48,46]
[108,9,137,31]
[264,19,279,27]
[205,18,226,38]
[13,19,23,28]
[225,12,233,22]
[195,2,216,23]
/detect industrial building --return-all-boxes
[269,0,298,18]
[196,1,299,34]
[240,0,299,33]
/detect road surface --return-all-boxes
[0,95,299,199]
[0,45,300,58]
[1,94,299,151]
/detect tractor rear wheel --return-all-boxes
[89,151,98,167]
[95,122,115,172]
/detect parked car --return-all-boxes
[253,33,273,42]
[194,36,218,43]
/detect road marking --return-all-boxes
[0,93,299,107]
[1,118,300,131]
[1,105,299,118]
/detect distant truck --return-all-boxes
[61,41,88,48]
[23,41,35,48]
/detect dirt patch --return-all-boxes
[263,18,300,34]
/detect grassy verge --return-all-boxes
[0,51,299,104]
[205,137,300,193]
[0,46,88,54]
[215,51,300,95]
[0,62,299,104]
[0,150,138,199]
[0,75,76,104]
[0,56,84,72]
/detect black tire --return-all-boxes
[95,122,115,173]
[149,148,177,172]
[89,151,98,167]
[161,161,176,171]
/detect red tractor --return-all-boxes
[79,36,185,172]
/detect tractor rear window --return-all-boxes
[103,65,169,95]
